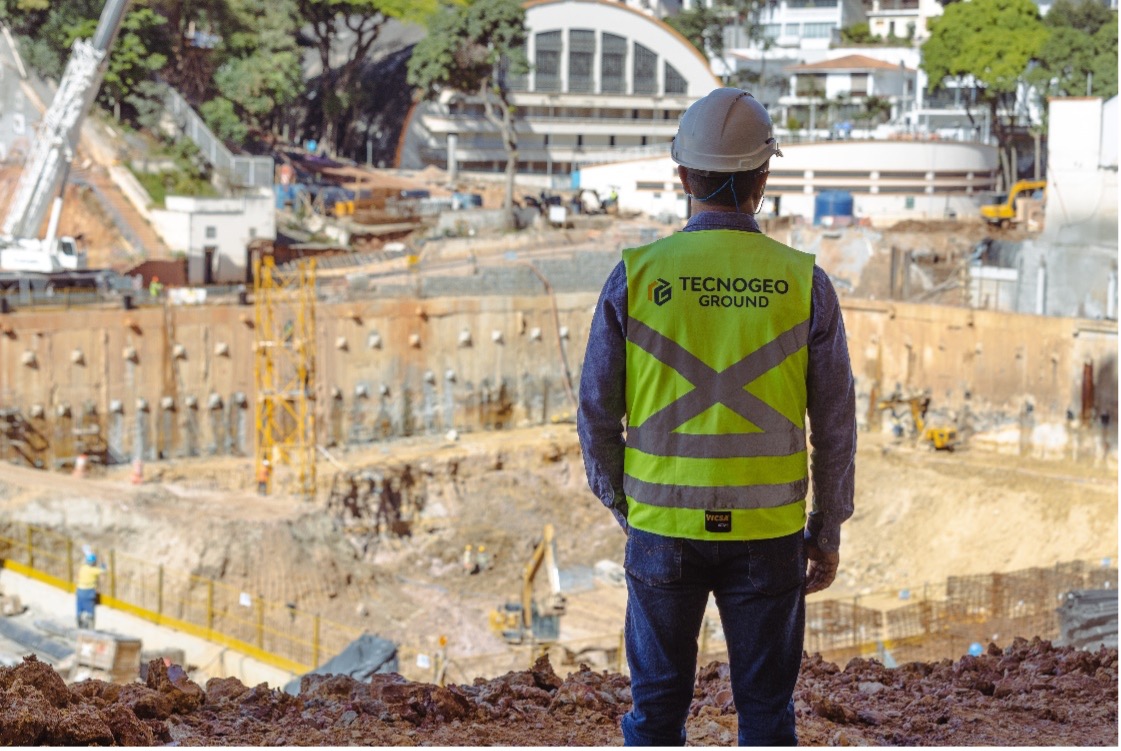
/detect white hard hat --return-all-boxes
[671,88,782,173]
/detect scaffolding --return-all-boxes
[253,257,317,499]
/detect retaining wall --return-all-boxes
[0,295,1115,469]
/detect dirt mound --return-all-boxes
[1,640,1115,745]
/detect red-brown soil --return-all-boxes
[2,638,1115,746]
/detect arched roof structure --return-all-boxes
[399,0,722,178]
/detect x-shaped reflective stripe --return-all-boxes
[626,317,810,459]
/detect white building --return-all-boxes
[399,0,721,182]
[780,54,917,132]
[861,0,943,43]
[576,138,998,224]
[723,0,868,52]
[1013,97,1118,319]
[150,192,276,285]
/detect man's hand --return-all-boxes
[804,536,840,595]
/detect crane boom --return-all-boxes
[1,0,130,240]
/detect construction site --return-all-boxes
[0,0,1116,745]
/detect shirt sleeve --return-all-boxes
[804,266,857,554]
[576,261,630,531]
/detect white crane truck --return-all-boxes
[0,0,130,289]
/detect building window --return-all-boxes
[568,29,595,93]
[601,33,626,94]
[249,227,257,239]
[762,24,780,39]
[795,74,827,97]
[535,31,562,92]
[850,73,869,96]
[577,134,584,148]
[803,22,833,38]
[664,62,687,95]
[609,135,616,146]
[633,42,657,95]
[783,23,799,36]
[205,226,217,239]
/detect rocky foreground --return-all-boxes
[0,638,1115,746]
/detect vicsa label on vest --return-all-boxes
[680,276,790,310]
[705,510,732,533]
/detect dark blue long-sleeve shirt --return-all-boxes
[577,211,856,553]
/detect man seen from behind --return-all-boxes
[577,88,856,746]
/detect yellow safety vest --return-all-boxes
[622,230,815,541]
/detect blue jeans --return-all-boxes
[622,527,805,746]
[76,587,97,628]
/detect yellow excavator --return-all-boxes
[980,179,1046,226]
[876,393,959,450]
[488,523,567,645]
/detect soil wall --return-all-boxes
[0,295,1114,467]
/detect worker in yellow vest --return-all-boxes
[76,551,106,629]
[577,88,856,746]
[256,459,271,495]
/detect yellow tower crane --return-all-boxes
[253,256,317,499]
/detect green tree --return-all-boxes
[200,96,250,144]
[149,0,235,104]
[297,0,438,154]
[210,0,303,142]
[840,22,880,45]
[1027,0,1117,102]
[407,0,528,224]
[921,0,1046,183]
[862,94,892,125]
[664,3,728,59]
[1045,0,1116,35]
[2,0,101,79]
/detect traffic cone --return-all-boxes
[130,459,144,484]
[72,454,88,479]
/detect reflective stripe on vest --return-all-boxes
[621,230,814,539]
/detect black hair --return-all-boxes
[685,167,768,209]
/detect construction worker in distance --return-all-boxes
[76,551,106,629]
[257,459,270,495]
[148,275,163,299]
[475,545,491,572]
[577,88,856,746]
[462,544,478,575]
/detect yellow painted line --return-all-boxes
[4,560,75,592]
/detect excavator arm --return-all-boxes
[520,523,564,631]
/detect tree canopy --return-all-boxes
[407,0,527,221]
[922,0,1046,99]
[297,0,437,154]
[204,0,303,144]
[1028,0,1118,101]
[664,3,729,59]
[921,0,1047,182]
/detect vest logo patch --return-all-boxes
[705,510,732,533]
[648,278,672,306]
